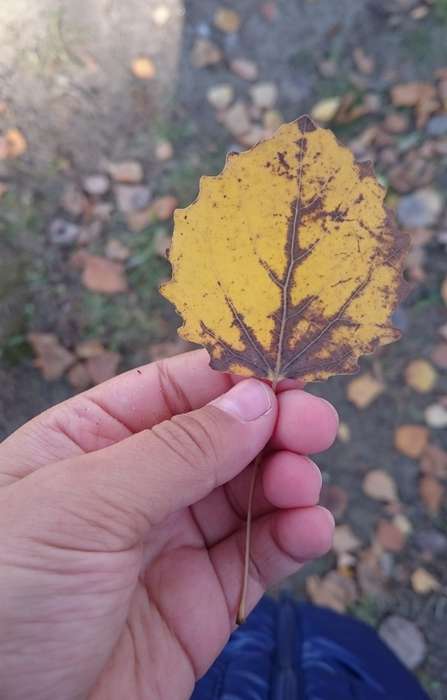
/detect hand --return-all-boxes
[0,350,337,700]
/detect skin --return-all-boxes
[0,350,337,700]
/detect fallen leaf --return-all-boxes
[425,403,447,429]
[220,100,252,137]
[131,57,156,79]
[319,484,348,522]
[75,339,106,359]
[306,571,358,613]
[81,255,128,294]
[383,112,409,134]
[393,513,412,536]
[107,161,143,184]
[28,333,75,381]
[161,117,408,384]
[161,117,408,383]
[67,362,91,391]
[333,524,362,554]
[78,220,103,245]
[411,567,441,594]
[404,358,438,393]
[230,58,259,81]
[151,195,178,220]
[191,39,222,68]
[379,616,427,670]
[376,519,406,552]
[206,84,234,110]
[0,128,27,159]
[86,351,121,384]
[214,7,241,32]
[420,444,447,479]
[394,424,429,458]
[390,82,438,128]
[357,546,390,598]
[363,469,398,502]
[311,97,341,123]
[347,373,385,409]
[431,343,447,369]
[420,476,445,515]
[353,47,375,75]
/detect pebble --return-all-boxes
[249,82,278,110]
[379,616,427,670]
[397,188,443,228]
[114,185,151,213]
[206,84,234,110]
[230,58,259,81]
[191,39,222,68]
[48,218,80,246]
[107,161,143,184]
[155,140,174,161]
[83,174,109,197]
[214,7,241,33]
[426,114,447,137]
[61,185,87,217]
[221,100,252,137]
[425,403,447,429]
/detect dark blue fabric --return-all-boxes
[191,596,429,700]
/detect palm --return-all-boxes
[91,477,262,700]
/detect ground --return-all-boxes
[0,0,446,696]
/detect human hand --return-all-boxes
[0,349,337,700]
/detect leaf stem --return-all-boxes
[236,377,278,625]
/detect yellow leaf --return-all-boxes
[394,424,429,459]
[311,97,341,123]
[346,373,384,409]
[0,128,27,159]
[161,116,408,384]
[131,57,156,79]
[411,567,441,595]
[405,359,437,393]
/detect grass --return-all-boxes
[402,26,436,62]
[348,596,382,627]
[435,0,447,22]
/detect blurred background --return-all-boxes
[0,0,446,695]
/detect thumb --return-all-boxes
[34,379,277,548]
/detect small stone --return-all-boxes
[61,184,87,217]
[86,351,121,385]
[83,174,109,197]
[221,100,252,137]
[414,529,447,556]
[78,220,103,245]
[420,444,447,479]
[393,514,412,536]
[206,84,234,110]
[115,185,151,213]
[90,202,113,221]
[337,422,351,443]
[249,82,278,110]
[214,7,241,33]
[397,189,443,228]
[376,520,405,552]
[191,38,222,68]
[105,239,131,261]
[151,195,178,220]
[67,362,91,391]
[230,58,259,81]
[394,425,429,458]
[333,524,362,554]
[318,59,337,78]
[425,403,447,429]
[379,616,427,670]
[363,469,398,502]
[426,115,447,137]
[155,140,173,161]
[411,567,441,594]
[107,161,143,184]
[48,219,80,246]
[311,97,341,124]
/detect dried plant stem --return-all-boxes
[237,378,278,625]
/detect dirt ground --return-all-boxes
[1,0,447,696]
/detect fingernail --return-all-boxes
[211,379,272,422]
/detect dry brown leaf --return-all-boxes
[107,161,143,184]
[131,57,156,80]
[353,47,375,75]
[75,339,106,359]
[347,373,385,409]
[394,424,429,459]
[306,571,358,613]
[67,362,92,391]
[420,476,445,515]
[0,128,27,159]
[191,39,222,68]
[28,333,75,381]
[333,524,362,554]
[86,351,121,385]
[420,444,447,479]
[214,7,241,32]
[405,359,437,393]
[81,255,128,294]
[431,343,447,369]
[363,469,398,502]
[357,546,390,598]
[376,519,406,552]
[411,567,441,594]
[151,195,178,220]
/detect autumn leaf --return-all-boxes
[161,116,408,386]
